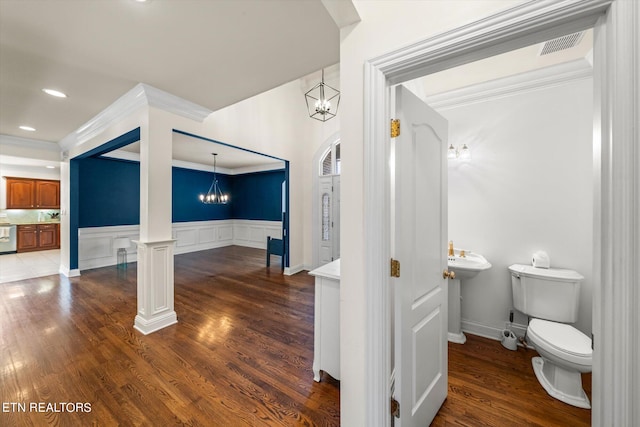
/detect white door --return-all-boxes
[318,175,340,265]
[332,176,340,260]
[393,85,449,426]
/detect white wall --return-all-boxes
[339,1,526,425]
[204,75,340,271]
[443,77,594,338]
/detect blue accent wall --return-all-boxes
[70,159,80,270]
[172,167,232,222]
[231,170,285,221]
[78,157,140,227]
[78,158,284,227]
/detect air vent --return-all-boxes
[539,31,585,56]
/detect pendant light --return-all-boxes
[305,69,340,122]
[199,153,229,204]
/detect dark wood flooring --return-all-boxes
[1,246,339,426]
[1,246,591,426]
[433,334,591,426]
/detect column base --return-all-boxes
[134,311,178,335]
[134,238,177,335]
[448,331,467,344]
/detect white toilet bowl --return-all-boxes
[527,318,592,409]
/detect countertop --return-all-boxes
[309,259,341,281]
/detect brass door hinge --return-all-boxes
[390,258,400,278]
[390,119,400,138]
[391,397,400,418]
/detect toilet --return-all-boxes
[509,264,592,409]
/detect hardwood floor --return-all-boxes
[433,334,592,427]
[1,246,591,426]
[1,246,339,426]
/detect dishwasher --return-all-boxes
[0,224,17,254]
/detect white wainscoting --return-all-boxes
[78,220,282,271]
[232,219,282,249]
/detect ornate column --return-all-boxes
[134,110,177,334]
[133,239,177,334]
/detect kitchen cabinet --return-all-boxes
[5,177,60,209]
[17,223,60,252]
[35,180,60,208]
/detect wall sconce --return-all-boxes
[447,144,471,160]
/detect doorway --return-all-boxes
[313,137,341,268]
[359,1,637,426]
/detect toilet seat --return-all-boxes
[528,318,592,367]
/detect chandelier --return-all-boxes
[305,69,340,122]
[199,153,229,204]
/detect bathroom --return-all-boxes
[442,69,594,345]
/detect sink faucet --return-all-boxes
[448,240,454,257]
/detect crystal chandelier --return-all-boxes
[199,153,229,204]
[305,69,340,122]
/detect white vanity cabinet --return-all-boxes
[309,259,340,382]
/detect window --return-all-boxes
[320,141,341,176]
[322,193,330,241]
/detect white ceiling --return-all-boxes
[1,1,593,172]
[418,30,593,97]
[107,132,286,172]
[0,0,340,144]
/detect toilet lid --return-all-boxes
[528,318,592,358]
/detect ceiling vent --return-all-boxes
[539,31,585,56]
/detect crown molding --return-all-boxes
[425,58,593,110]
[0,134,61,152]
[59,83,213,152]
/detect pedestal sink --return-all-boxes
[447,249,491,344]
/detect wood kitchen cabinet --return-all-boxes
[5,177,60,209]
[17,223,60,252]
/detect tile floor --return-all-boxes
[0,249,61,284]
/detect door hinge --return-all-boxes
[391,397,400,418]
[390,119,400,138]
[390,258,400,278]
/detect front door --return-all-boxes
[393,85,449,426]
[318,175,340,265]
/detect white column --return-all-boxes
[134,110,177,334]
[58,158,72,276]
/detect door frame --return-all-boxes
[362,1,638,426]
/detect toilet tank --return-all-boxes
[509,264,584,323]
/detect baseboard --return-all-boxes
[284,264,305,276]
[134,311,178,335]
[461,319,528,342]
[59,266,81,278]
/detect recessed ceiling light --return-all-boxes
[46,166,56,169]
[42,88,67,98]
[19,126,36,131]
